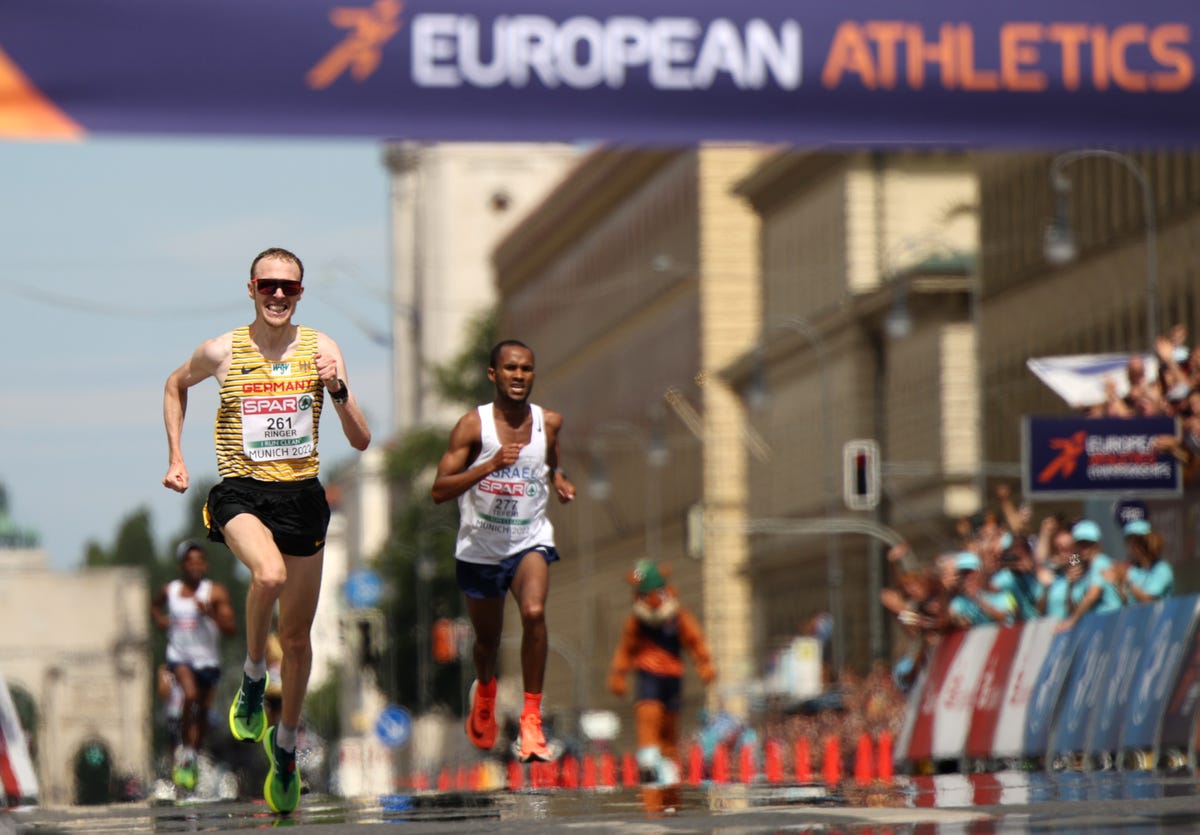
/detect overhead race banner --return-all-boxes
[0,0,1196,144]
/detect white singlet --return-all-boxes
[165,579,221,670]
[455,403,555,565]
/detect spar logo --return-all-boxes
[244,395,314,415]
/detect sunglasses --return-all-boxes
[253,279,303,297]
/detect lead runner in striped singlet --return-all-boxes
[161,247,371,814]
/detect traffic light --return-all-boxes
[843,439,880,511]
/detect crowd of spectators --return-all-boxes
[880,484,1175,692]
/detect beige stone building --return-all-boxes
[729,151,979,675]
[0,547,151,806]
[383,142,582,435]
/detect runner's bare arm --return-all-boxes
[206,583,239,637]
[315,332,371,451]
[162,334,232,494]
[544,409,576,503]
[431,410,517,503]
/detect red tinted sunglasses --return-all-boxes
[254,279,303,297]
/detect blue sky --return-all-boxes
[0,136,394,570]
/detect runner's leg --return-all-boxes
[276,550,324,730]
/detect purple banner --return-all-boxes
[0,0,1197,144]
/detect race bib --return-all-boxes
[241,393,316,461]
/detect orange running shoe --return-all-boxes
[516,711,559,763]
[465,680,497,750]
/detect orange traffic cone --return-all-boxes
[794,737,812,782]
[738,742,756,784]
[712,744,730,784]
[581,755,597,789]
[621,752,639,787]
[854,733,874,786]
[686,743,704,786]
[507,759,523,791]
[437,769,451,792]
[560,755,579,789]
[877,731,894,784]
[600,751,617,788]
[822,735,842,785]
[765,739,784,784]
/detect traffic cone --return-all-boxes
[686,743,704,786]
[560,754,579,789]
[621,752,638,787]
[712,744,730,784]
[507,759,523,791]
[581,755,597,789]
[738,742,755,784]
[877,731,894,784]
[765,739,784,784]
[822,735,842,785]
[456,765,469,790]
[854,733,874,786]
[412,771,429,791]
[437,769,451,792]
[794,737,812,783]
[600,751,617,788]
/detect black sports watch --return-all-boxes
[330,379,350,404]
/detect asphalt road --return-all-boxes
[7,771,1200,833]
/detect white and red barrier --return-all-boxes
[895,595,1200,772]
[0,670,38,807]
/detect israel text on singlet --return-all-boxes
[213,326,324,481]
[455,403,555,565]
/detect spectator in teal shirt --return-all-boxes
[1121,519,1175,603]
[949,552,1017,628]
[1057,519,1123,633]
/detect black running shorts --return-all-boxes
[204,477,330,557]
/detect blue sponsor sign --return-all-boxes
[1023,416,1180,500]
[1087,604,1154,758]
[0,1,1197,146]
[1022,627,1080,759]
[1049,611,1119,760]
[1158,595,1200,763]
[375,704,412,749]
[1120,597,1200,754]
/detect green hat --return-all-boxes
[633,560,666,594]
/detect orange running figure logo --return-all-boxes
[307,0,403,90]
[1036,430,1088,483]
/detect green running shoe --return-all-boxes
[171,760,197,792]
[228,672,269,743]
[263,726,301,814]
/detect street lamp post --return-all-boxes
[1044,149,1159,350]
[754,316,845,680]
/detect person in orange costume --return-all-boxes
[608,560,716,789]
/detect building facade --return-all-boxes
[0,548,151,806]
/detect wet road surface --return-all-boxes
[8,771,1200,833]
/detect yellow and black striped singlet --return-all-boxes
[214,325,324,481]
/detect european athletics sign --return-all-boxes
[1022,415,1182,500]
[0,0,1196,145]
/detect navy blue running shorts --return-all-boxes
[635,670,683,712]
[170,663,221,689]
[205,477,330,557]
[456,546,560,599]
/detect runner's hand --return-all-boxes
[163,462,189,493]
